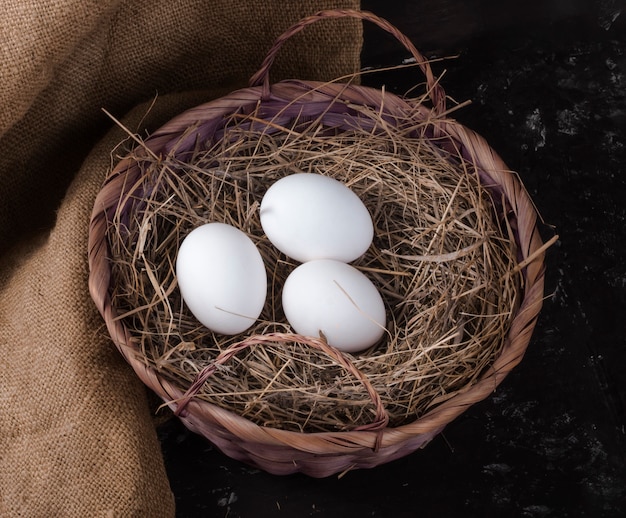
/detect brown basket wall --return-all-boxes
[88,9,550,477]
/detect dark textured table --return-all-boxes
[158,2,626,515]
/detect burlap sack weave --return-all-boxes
[0,1,361,515]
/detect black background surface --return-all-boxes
[158,2,626,516]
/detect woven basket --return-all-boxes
[88,9,551,477]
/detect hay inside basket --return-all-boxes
[104,84,521,434]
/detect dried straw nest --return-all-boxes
[103,103,520,432]
[89,10,554,477]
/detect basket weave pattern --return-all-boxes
[88,10,548,477]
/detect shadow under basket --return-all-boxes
[88,9,554,477]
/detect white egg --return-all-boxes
[259,173,374,263]
[176,222,267,335]
[281,259,386,353]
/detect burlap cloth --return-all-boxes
[0,1,361,515]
